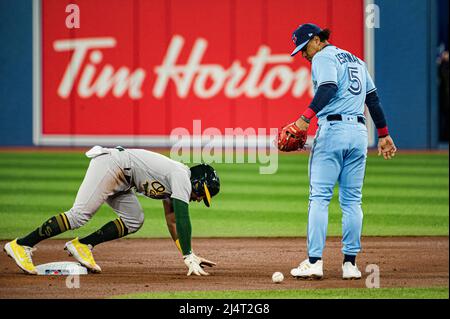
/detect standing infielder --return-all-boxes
[4,146,220,276]
[277,23,397,279]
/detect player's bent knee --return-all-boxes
[309,188,334,203]
[121,213,145,234]
[64,208,93,229]
[339,188,362,203]
[339,201,363,211]
[309,195,333,206]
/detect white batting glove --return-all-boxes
[183,253,209,276]
[197,256,217,268]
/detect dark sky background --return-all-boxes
[438,0,448,51]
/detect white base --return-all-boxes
[36,261,88,275]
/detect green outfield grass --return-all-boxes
[0,152,448,239]
[113,287,449,299]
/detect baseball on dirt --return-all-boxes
[272,271,284,283]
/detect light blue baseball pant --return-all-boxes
[307,115,368,258]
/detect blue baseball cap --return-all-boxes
[290,23,322,56]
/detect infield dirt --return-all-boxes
[0,237,448,298]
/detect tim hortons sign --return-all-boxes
[38,0,364,141]
[53,35,313,101]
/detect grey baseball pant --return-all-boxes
[64,149,144,233]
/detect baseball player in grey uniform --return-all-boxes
[4,146,220,276]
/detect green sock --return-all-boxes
[16,213,71,247]
[79,218,128,247]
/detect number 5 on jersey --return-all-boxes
[348,66,362,95]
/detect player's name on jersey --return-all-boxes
[335,52,362,65]
[53,35,314,100]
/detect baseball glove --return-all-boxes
[277,122,307,152]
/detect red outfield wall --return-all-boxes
[39,0,364,144]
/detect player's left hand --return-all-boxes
[277,122,307,152]
[377,135,397,160]
[183,253,210,276]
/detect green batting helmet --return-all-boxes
[190,164,220,207]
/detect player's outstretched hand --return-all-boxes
[197,255,217,268]
[183,253,209,276]
[378,135,397,160]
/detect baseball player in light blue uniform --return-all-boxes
[285,23,397,280]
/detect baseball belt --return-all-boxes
[326,114,366,125]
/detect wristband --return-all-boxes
[377,127,389,138]
[300,115,311,124]
[302,108,316,120]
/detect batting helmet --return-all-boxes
[190,164,220,207]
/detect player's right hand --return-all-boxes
[377,135,397,160]
[183,253,209,276]
[197,255,217,268]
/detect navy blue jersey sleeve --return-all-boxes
[309,83,338,114]
[365,90,390,137]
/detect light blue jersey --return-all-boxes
[311,45,376,119]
